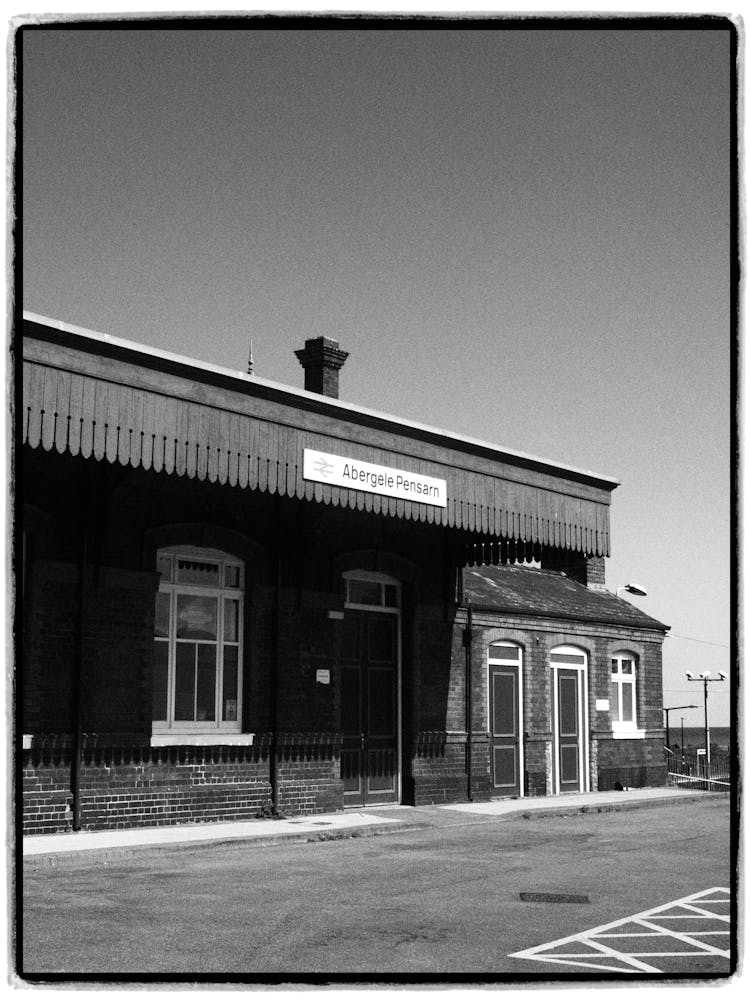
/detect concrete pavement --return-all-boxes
[23,786,725,863]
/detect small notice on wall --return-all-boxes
[596,698,610,712]
[316,669,331,685]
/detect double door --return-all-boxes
[341,610,398,806]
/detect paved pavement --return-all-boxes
[23,786,724,862]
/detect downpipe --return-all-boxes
[463,601,474,802]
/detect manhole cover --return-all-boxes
[520,892,590,904]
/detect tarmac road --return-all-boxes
[19,796,733,981]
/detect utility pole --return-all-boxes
[686,672,726,770]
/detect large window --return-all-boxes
[153,547,243,733]
[610,651,638,732]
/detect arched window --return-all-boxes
[153,546,243,733]
[610,651,638,733]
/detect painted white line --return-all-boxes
[510,888,731,973]
[579,937,662,973]
[634,917,731,958]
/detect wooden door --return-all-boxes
[341,611,398,805]
[489,664,521,796]
[557,668,582,792]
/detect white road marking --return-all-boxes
[509,887,731,973]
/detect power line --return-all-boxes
[666,633,729,649]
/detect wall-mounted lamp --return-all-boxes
[616,583,648,598]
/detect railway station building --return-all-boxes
[20,313,669,834]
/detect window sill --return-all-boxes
[151,734,254,747]
[612,729,645,740]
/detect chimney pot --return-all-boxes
[294,337,349,398]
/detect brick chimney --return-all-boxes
[294,337,349,398]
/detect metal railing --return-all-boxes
[665,746,731,791]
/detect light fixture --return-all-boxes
[616,583,648,598]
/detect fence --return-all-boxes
[665,746,731,791]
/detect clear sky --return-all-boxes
[19,21,733,728]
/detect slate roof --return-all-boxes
[464,564,669,633]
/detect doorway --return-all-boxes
[340,573,401,806]
[550,647,589,794]
[488,642,523,796]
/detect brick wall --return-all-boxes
[595,736,667,790]
[23,743,73,834]
[22,735,345,833]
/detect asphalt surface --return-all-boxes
[18,794,734,982]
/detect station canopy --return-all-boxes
[22,314,618,559]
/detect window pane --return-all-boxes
[177,558,220,587]
[384,584,400,607]
[224,599,239,642]
[152,641,169,720]
[621,659,634,674]
[196,645,216,721]
[157,553,172,582]
[622,683,634,722]
[154,592,170,638]
[174,644,196,720]
[176,595,217,639]
[348,579,381,605]
[609,681,620,722]
[223,646,238,721]
[224,564,240,588]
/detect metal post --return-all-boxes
[703,677,710,770]
[680,717,685,765]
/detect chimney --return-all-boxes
[294,336,349,399]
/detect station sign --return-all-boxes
[303,449,447,508]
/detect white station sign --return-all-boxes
[303,449,447,508]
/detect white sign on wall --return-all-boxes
[303,449,447,508]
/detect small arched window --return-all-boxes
[610,651,638,731]
[153,546,243,733]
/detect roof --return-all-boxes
[464,564,669,632]
[22,312,619,489]
[21,312,617,555]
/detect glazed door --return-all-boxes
[556,668,582,792]
[341,611,398,805]
[489,664,521,796]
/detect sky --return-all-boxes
[18,18,734,728]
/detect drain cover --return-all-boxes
[520,892,590,904]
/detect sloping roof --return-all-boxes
[464,564,669,632]
[22,313,617,555]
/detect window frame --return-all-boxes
[343,569,401,612]
[152,545,244,736]
[610,650,644,738]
